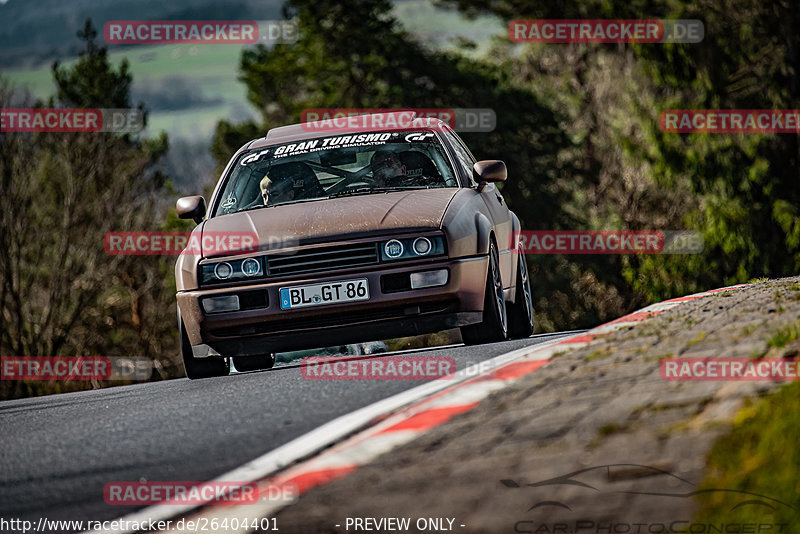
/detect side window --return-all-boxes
[443,130,477,187]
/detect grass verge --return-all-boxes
[695,382,800,528]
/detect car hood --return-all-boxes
[202,188,458,255]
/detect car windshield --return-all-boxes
[212,130,459,216]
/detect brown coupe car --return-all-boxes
[175,113,533,378]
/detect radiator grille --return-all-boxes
[266,242,379,276]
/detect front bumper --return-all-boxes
[177,255,488,357]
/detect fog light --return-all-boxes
[410,269,448,289]
[202,295,240,313]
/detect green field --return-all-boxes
[3,4,504,142]
[4,42,254,139]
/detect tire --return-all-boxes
[180,316,230,379]
[507,252,534,338]
[233,354,276,372]
[460,239,508,345]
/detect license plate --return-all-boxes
[279,278,369,310]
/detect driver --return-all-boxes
[260,175,272,205]
[369,149,406,187]
[259,175,295,206]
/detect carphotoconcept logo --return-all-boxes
[511,231,703,254]
[300,108,497,133]
[301,356,456,380]
[0,108,143,133]
[103,20,298,45]
[509,19,704,43]
[660,110,800,133]
[504,464,792,533]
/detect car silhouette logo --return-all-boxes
[501,464,795,514]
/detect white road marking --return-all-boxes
[85,334,577,534]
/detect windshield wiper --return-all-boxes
[236,203,270,213]
[328,186,423,199]
[234,197,323,214]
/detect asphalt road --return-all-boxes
[0,333,577,531]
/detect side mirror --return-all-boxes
[176,196,206,224]
[473,160,507,191]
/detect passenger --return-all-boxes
[369,150,406,187]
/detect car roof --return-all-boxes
[246,111,452,150]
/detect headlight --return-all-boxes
[201,257,266,285]
[214,262,233,280]
[413,237,432,255]
[380,235,445,261]
[241,258,261,276]
[384,240,404,259]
